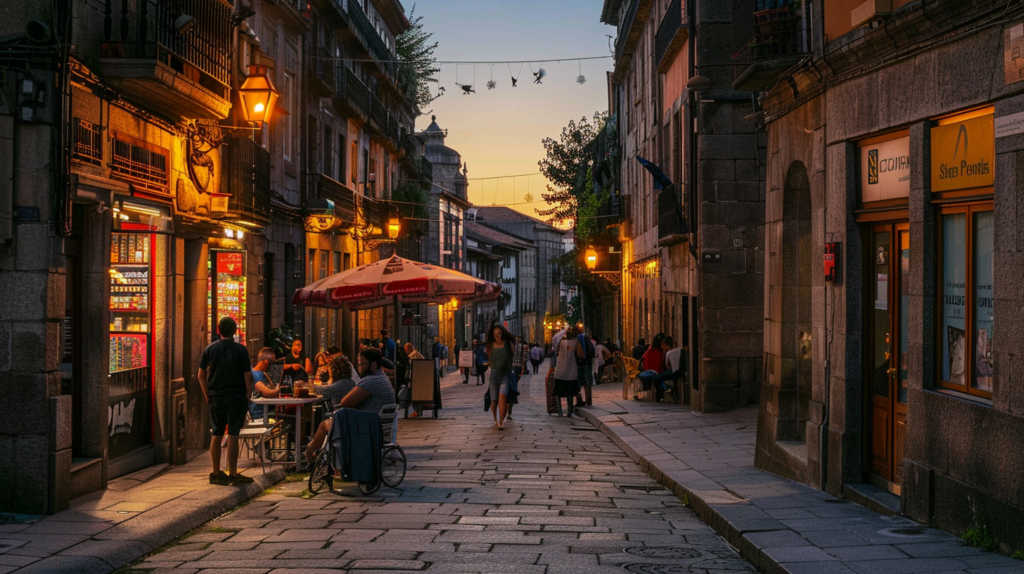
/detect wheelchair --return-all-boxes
[307,403,407,495]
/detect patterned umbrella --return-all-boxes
[292,255,500,310]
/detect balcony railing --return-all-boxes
[418,157,433,186]
[346,3,395,77]
[615,0,640,61]
[101,0,231,92]
[311,46,334,92]
[657,188,687,246]
[337,66,370,118]
[368,94,389,135]
[655,0,688,72]
[731,0,809,90]
[224,135,271,225]
[309,173,357,227]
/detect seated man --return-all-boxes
[306,348,396,461]
[653,337,686,401]
[249,347,280,420]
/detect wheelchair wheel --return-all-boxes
[357,476,382,495]
[308,449,332,494]
[381,444,407,488]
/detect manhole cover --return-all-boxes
[622,564,692,574]
[880,527,926,537]
[624,547,702,560]
[822,499,850,504]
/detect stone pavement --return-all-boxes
[576,379,1024,574]
[119,363,757,573]
[0,450,284,573]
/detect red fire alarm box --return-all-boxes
[824,242,840,282]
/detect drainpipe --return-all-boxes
[685,0,698,406]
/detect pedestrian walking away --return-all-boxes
[198,317,255,486]
[553,325,584,416]
[474,338,488,386]
[530,342,543,375]
[484,325,514,429]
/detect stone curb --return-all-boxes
[17,468,285,574]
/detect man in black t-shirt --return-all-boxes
[199,317,254,486]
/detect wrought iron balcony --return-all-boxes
[310,46,335,94]
[346,2,396,77]
[615,0,641,61]
[657,188,687,246]
[655,0,689,73]
[731,0,810,91]
[99,0,232,119]
[309,173,357,227]
[223,134,271,226]
[418,157,433,186]
[335,66,371,119]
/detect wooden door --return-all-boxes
[867,223,909,489]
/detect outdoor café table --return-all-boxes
[250,395,328,470]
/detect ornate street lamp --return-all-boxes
[238,65,279,127]
[585,247,598,271]
[387,212,401,241]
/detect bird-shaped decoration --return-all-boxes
[533,68,546,84]
[435,86,446,98]
[577,74,586,85]
[456,83,475,95]
[511,76,518,87]
[524,193,534,203]
[487,80,496,90]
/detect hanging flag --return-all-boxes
[635,156,674,190]
[637,156,690,238]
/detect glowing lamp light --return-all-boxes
[224,228,235,238]
[585,247,598,271]
[238,65,279,126]
[449,296,459,311]
[387,214,401,240]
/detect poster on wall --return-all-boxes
[947,326,966,385]
[941,214,967,384]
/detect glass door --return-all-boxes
[108,232,154,460]
[867,223,909,490]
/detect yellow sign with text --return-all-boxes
[931,114,994,192]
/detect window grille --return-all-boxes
[110,134,169,195]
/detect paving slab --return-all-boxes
[117,362,756,574]
[3,452,283,572]
[576,381,1024,574]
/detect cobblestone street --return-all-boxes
[126,365,756,573]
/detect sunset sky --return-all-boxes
[411,0,614,219]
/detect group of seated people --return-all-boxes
[248,339,396,463]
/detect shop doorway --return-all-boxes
[865,223,909,492]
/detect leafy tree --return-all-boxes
[391,183,428,219]
[396,6,439,110]
[536,112,607,225]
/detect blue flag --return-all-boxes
[635,156,674,190]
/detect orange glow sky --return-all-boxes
[411,1,614,221]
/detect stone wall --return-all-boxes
[760,10,1024,551]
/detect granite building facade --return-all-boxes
[750,0,1024,550]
